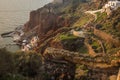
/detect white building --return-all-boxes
[104,0,120,10]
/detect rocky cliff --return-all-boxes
[24,3,70,39]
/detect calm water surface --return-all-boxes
[0,0,52,52]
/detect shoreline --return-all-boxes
[1,25,39,52]
[0,26,24,46]
[1,31,14,38]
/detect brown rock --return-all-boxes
[24,6,70,39]
[109,75,117,80]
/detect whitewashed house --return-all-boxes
[104,0,120,10]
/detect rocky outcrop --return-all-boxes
[24,4,70,39]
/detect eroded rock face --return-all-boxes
[24,6,70,39]
[24,11,57,34]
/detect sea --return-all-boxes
[0,0,52,52]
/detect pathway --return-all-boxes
[85,9,104,21]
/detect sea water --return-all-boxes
[0,0,52,52]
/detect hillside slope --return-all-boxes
[22,0,120,79]
[0,0,119,80]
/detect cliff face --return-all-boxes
[24,5,70,38]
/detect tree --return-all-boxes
[0,48,14,76]
[14,51,43,78]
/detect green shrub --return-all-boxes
[0,48,15,76]
[95,12,107,23]
[14,51,43,77]
[0,74,26,80]
[60,34,77,40]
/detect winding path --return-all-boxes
[85,9,104,21]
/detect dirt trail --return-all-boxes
[85,9,103,21]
